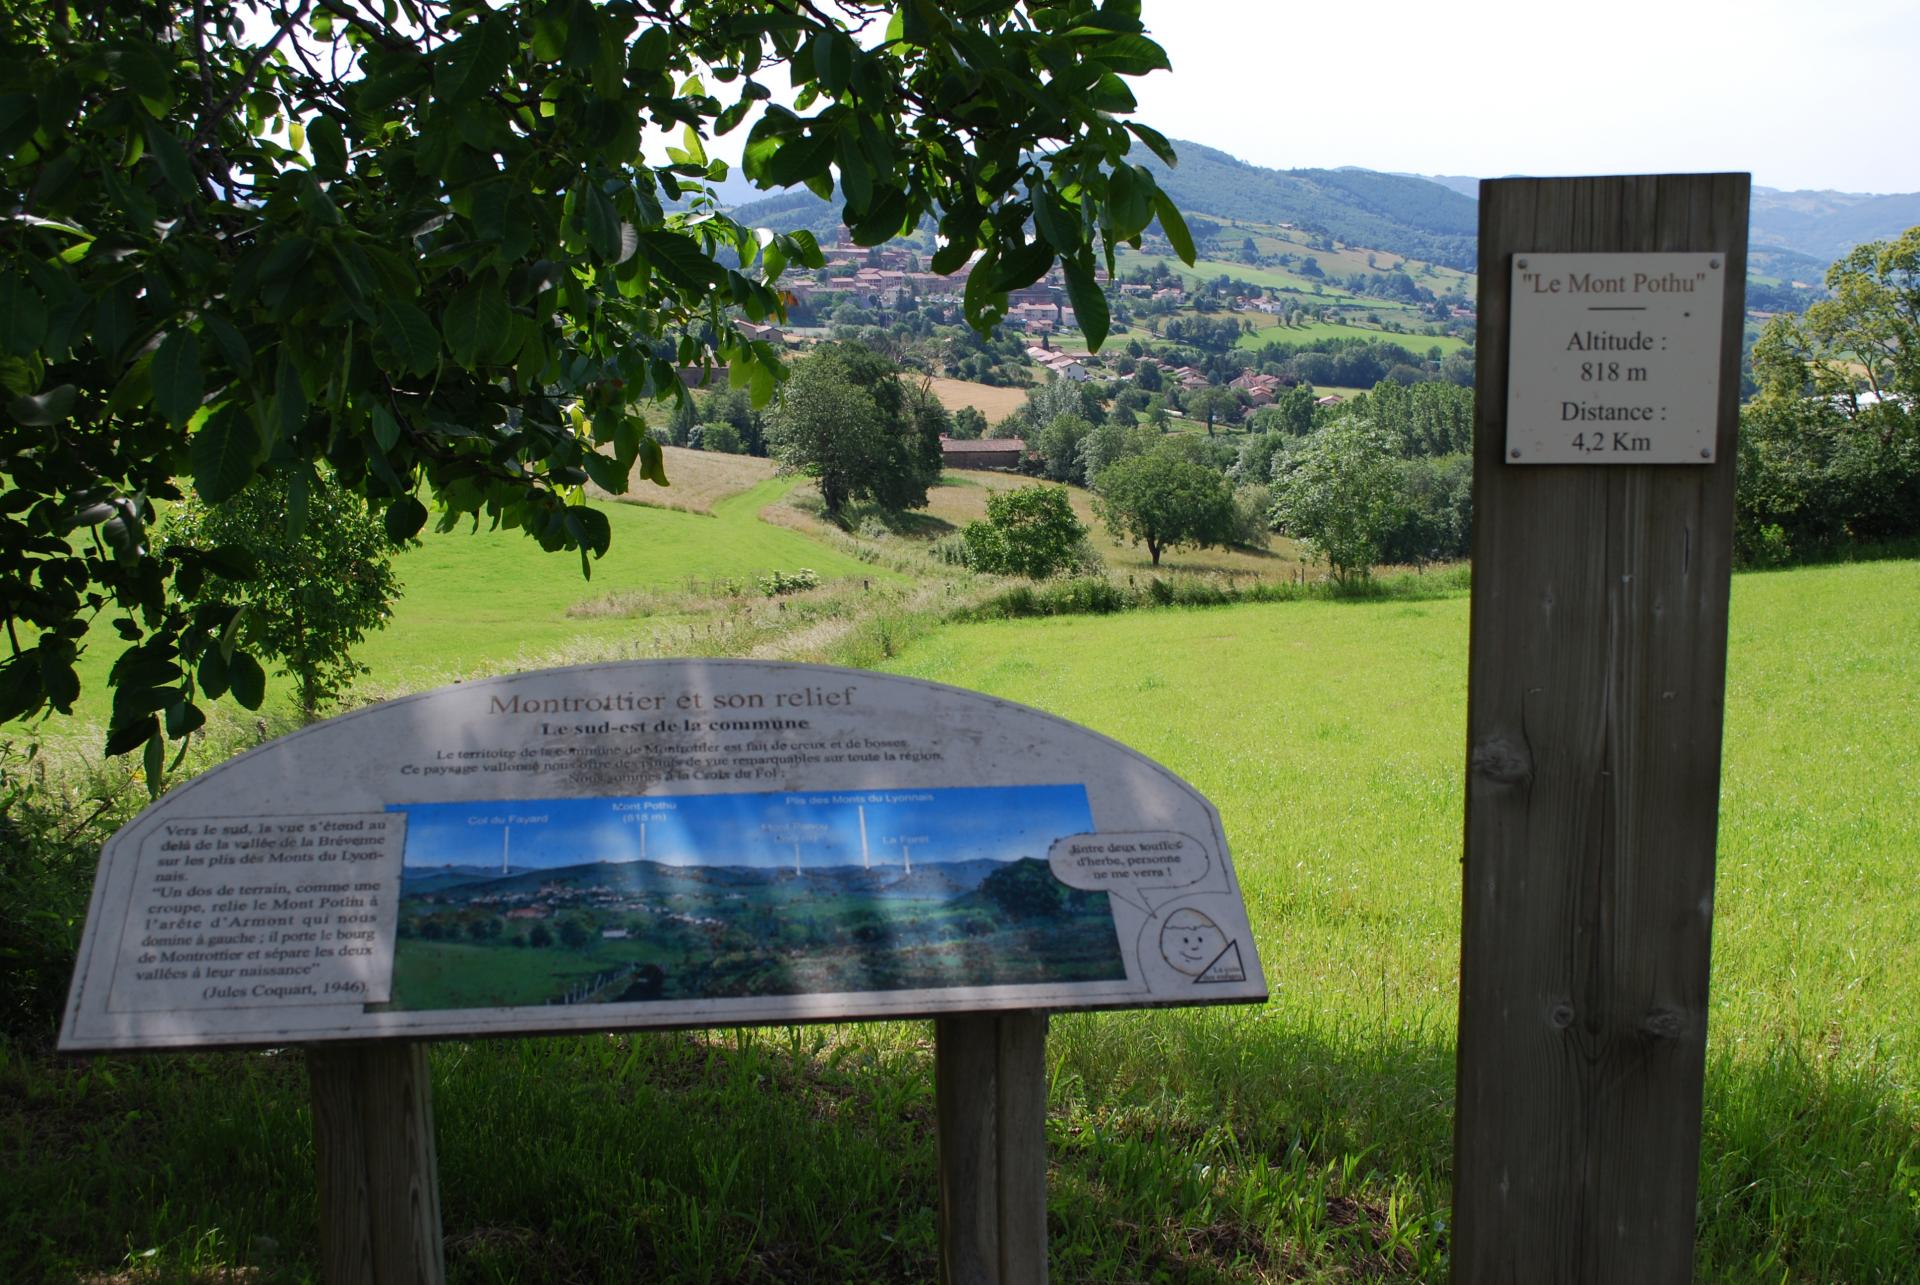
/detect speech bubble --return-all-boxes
[1047,831,1211,915]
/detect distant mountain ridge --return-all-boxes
[1405,174,1918,268]
[1135,141,1479,269]
[720,142,1914,281]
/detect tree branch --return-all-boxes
[197,0,314,143]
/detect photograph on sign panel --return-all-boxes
[380,784,1125,1010]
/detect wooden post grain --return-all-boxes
[936,1012,1050,1285]
[309,1041,445,1285]
[1453,173,1748,1282]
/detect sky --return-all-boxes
[1129,0,1919,195]
[392,784,1094,873]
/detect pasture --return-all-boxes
[598,445,777,514]
[922,470,1311,579]
[1231,318,1471,355]
[51,474,889,734]
[7,555,1914,1282]
[923,375,1034,423]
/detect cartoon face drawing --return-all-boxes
[1159,908,1227,976]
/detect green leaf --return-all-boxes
[165,698,207,740]
[152,329,203,427]
[385,494,428,541]
[443,281,511,367]
[0,276,48,356]
[991,234,1054,294]
[580,184,620,260]
[1031,188,1076,255]
[371,404,401,451]
[763,128,837,190]
[565,504,611,555]
[787,230,825,269]
[583,451,629,493]
[92,283,136,360]
[837,131,872,215]
[144,123,197,199]
[191,405,263,503]
[1063,256,1111,352]
[8,383,76,425]
[638,435,668,486]
[1150,191,1196,266]
[1126,121,1179,168]
[930,238,972,276]
[1107,163,1151,241]
[0,653,44,723]
[1092,34,1172,75]
[375,298,440,376]
[632,231,721,291]
[105,714,157,759]
[271,355,307,442]
[202,314,251,376]
[228,651,267,711]
[741,113,797,186]
[198,647,229,700]
[434,16,513,105]
[308,113,348,175]
[849,187,910,247]
[143,724,165,797]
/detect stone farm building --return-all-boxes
[940,437,1027,471]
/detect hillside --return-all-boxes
[1134,141,1480,269]
[728,143,1917,288]
[1410,173,1918,268]
[726,142,1484,272]
[1749,185,1920,261]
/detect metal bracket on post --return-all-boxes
[935,1011,1050,1285]
[308,1041,445,1285]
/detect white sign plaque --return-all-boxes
[1506,252,1725,464]
[61,661,1267,1051]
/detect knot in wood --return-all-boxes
[1641,1008,1688,1040]
[1549,1003,1575,1029]
[1470,736,1534,787]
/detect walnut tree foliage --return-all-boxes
[0,0,1197,785]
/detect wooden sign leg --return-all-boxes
[308,1041,445,1285]
[935,1011,1049,1285]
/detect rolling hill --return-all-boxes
[724,140,1914,287]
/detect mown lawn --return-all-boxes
[52,478,892,736]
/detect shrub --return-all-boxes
[758,569,821,596]
[0,746,145,1039]
[959,485,1089,579]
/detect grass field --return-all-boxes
[355,478,898,694]
[599,446,777,514]
[1231,319,1471,355]
[924,471,1311,579]
[8,557,1913,1281]
[925,376,1033,423]
[51,476,893,735]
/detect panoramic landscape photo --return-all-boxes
[383,784,1126,1010]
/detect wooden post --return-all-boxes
[1453,174,1748,1282]
[935,1011,1050,1285]
[309,1041,445,1285]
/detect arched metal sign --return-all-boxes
[62,660,1265,1050]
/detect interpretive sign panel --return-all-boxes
[1506,251,1725,464]
[61,661,1266,1051]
